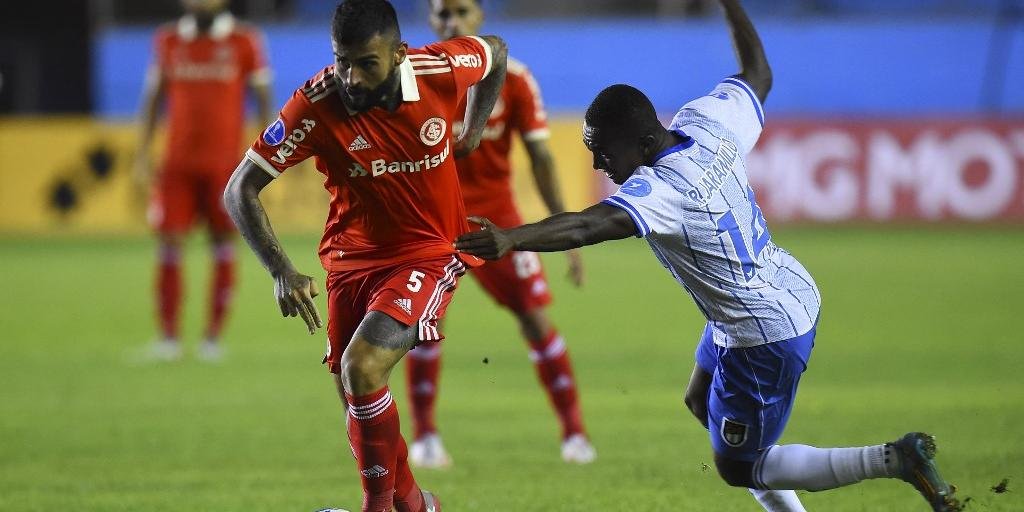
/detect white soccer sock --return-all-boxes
[748,488,807,512]
[755,444,898,491]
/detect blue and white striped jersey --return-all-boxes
[602,77,820,348]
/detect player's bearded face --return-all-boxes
[332,35,406,112]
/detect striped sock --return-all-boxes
[528,330,585,439]
[406,343,442,440]
[156,243,182,340]
[346,387,407,512]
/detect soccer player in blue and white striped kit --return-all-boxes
[454,1,962,510]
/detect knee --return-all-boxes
[340,348,389,395]
[714,455,756,488]
[516,309,550,342]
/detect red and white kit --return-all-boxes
[245,36,494,372]
[149,13,270,233]
[456,57,552,312]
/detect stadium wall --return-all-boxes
[1,117,1022,235]
[95,19,1024,116]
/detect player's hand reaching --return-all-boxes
[455,216,514,260]
[566,249,584,288]
[273,269,323,335]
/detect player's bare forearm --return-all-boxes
[136,76,165,153]
[719,0,772,102]
[224,159,323,333]
[455,203,636,259]
[223,159,296,278]
[526,140,566,215]
[458,35,507,155]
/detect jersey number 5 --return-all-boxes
[407,271,426,292]
[715,186,770,281]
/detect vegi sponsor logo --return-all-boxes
[448,53,482,68]
[269,118,317,164]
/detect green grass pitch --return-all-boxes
[1,227,1022,511]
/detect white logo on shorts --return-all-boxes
[394,298,413,315]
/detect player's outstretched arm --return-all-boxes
[223,159,323,334]
[456,35,508,157]
[719,0,772,103]
[455,203,636,260]
[525,139,584,285]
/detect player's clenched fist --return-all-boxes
[273,270,323,335]
[455,216,514,260]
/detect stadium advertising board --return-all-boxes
[746,119,1024,222]
[595,118,1024,223]
[2,117,1022,234]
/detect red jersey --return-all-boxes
[153,13,270,172]
[246,36,494,272]
[454,57,549,228]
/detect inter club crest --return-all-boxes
[419,117,446,147]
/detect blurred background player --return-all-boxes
[403,0,594,468]
[456,1,962,511]
[135,0,273,361]
[224,0,507,510]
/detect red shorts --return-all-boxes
[470,251,552,314]
[323,255,467,373]
[148,166,234,234]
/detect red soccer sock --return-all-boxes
[405,343,442,440]
[205,241,235,340]
[346,387,411,512]
[393,434,424,512]
[156,244,182,340]
[528,330,585,439]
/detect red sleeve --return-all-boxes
[245,88,320,178]
[420,36,493,96]
[507,62,550,142]
[241,28,272,85]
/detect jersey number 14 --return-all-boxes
[715,186,770,281]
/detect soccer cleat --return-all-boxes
[409,433,453,469]
[314,509,350,512]
[891,432,963,512]
[139,339,183,362]
[197,340,224,362]
[422,490,441,512]
[560,433,597,464]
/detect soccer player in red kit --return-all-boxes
[223,1,506,510]
[135,0,273,361]
[404,0,594,468]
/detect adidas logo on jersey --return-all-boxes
[348,135,371,151]
[393,298,413,315]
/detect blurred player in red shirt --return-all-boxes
[135,0,273,361]
[404,0,595,468]
[223,1,506,510]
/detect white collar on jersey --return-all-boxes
[177,12,235,41]
[398,58,420,102]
